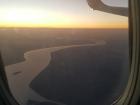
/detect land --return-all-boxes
[30,38,129,105]
[0,28,129,105]
[5,42,105,105]
[0,28,128,65]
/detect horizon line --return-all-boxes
[0,27,128,29]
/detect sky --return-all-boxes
[0,0,128,28]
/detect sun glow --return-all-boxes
[1,7,83,28]
[0,8,52,25]
[0,7,128,28]
[4,9,44,23]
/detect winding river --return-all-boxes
[5,40,106,105]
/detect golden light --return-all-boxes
[0,8,48,24]
[0,7,74,28]
[0,7,128,28]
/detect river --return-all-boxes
[5,40,106,105]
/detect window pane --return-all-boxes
[0,0,129,105]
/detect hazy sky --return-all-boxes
[0,0,128,28]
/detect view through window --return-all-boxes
[0,0,129,105]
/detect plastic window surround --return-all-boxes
[0,0,140,105]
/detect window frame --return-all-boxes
[113,0,140,105]
[0,0,140,105]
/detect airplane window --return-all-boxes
[0,0,129,105]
